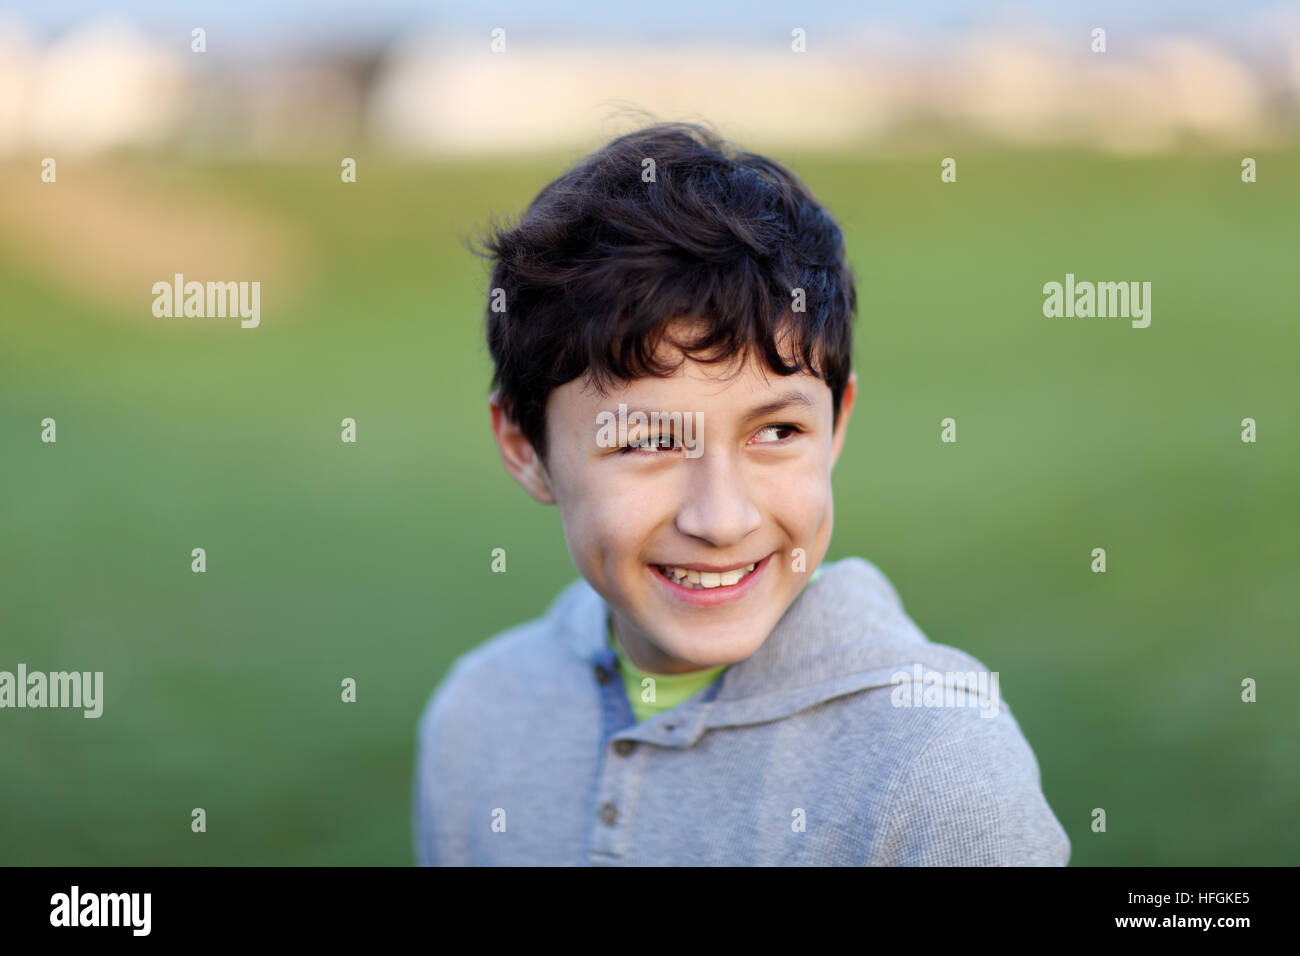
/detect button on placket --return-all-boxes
[590,642,650,868]
[590,648,639,862]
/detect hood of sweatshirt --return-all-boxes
[552,555,1000,749]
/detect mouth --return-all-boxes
[650,553,773,605]
[655,561,758,589]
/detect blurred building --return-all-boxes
[0,13,1297,157]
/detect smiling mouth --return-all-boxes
[655,562,759,590]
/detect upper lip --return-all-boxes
[653,555,768,573]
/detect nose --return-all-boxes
[673,447,762,548]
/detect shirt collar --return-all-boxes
[551,557,978,746]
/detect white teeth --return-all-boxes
[658,563,758,590]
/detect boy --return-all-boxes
[413,122,1070,866]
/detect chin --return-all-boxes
[661,627,763,668]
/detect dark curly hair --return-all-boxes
[475,120,856,465]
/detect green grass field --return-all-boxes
[1,149,1297,864]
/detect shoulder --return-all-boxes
[415,577,588,745]
[869,693,1071,866]
[816,558,1070,864]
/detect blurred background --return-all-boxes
[0,0,1297,865]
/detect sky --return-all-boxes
[7,1,1295,47]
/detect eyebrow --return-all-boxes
[743,389,816,420]
[605,390,817,426]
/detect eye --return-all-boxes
[751,424,803,444]
[620,432,681,454]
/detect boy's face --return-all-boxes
[491,319,857,675]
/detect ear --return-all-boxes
[829,370,857,469]
[489,391,556,505]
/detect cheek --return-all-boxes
[760,460,833,530]
[557,467,662,569]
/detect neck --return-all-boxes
[609,611,712,675]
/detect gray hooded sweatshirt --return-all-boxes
[412,556,1071,865]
